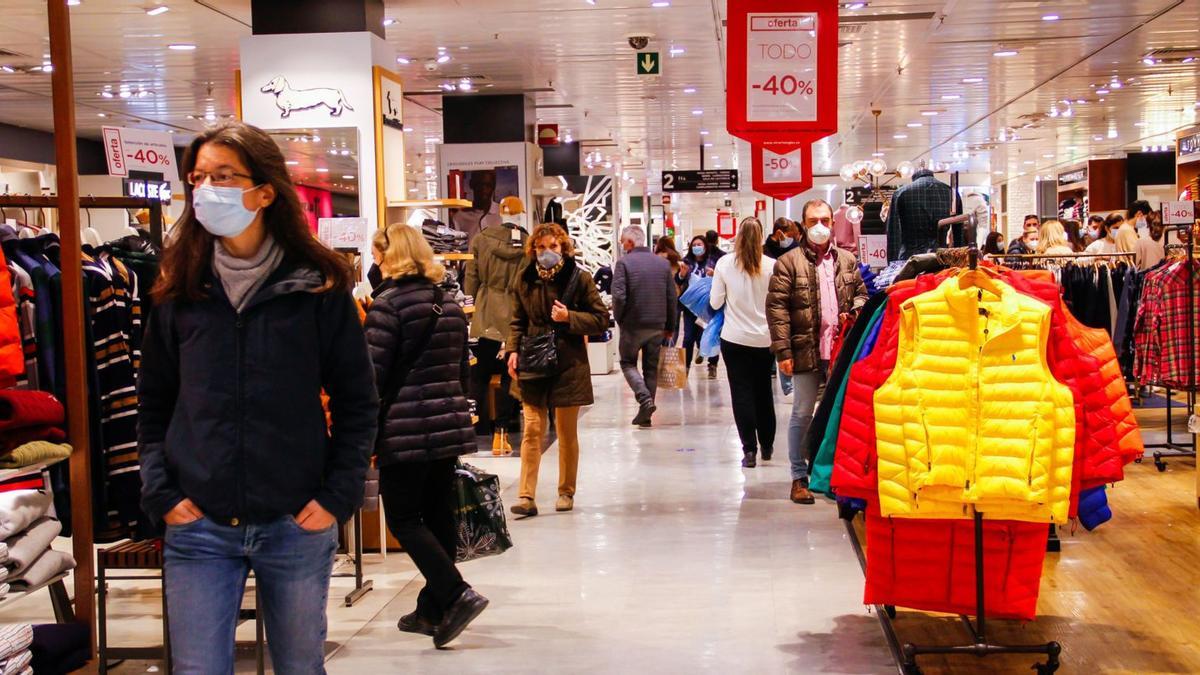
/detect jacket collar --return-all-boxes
[941,274,1022,340]
[370,274,430,300]
[204,257,325,312]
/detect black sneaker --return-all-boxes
[761,447,773,461]
[398,611,437,636]
[434,589,490,648]
[742,451,757,468]
[631,403,656,428]
[707,363,718,379]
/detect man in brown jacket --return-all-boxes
[766,199,868,504]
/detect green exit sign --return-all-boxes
[637,52,660,76]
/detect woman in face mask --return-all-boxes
[139,121,378,672]
[765,218,801,260]
[683,235,722,376]
[505,223,608,517]
[1084,214,1120,254]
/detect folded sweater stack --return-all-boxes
[0,392,65,457]
[0,624,32,675]
[0,492,74,598]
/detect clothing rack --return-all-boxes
[0,194,164,643]
[1145,225,1198,472]
[989,251,1136,261]
[884,235,1062,675]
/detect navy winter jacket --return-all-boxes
[137,260,378,527]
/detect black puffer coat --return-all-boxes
[365,276,476,465]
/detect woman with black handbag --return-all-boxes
[365,224,488,648]
[506,223,608,517]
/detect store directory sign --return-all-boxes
[661,170,739,192]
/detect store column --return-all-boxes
[239,0,404,272]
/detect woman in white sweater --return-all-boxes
[710,218,777,468]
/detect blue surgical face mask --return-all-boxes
[192,184,262,238]
[780,236,795,248]
[692,245,706,257]
[537,249,562,270]
[1088,226,1101,239]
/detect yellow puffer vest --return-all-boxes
[874,276,1075,524]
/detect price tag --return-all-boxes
[318,217,369,250]
[858,234,887,270]
[761,148,804,184]
[1164,201,1195,225]
[746,13,818,123]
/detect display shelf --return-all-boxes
[0,456,69,483]
[0,573,69,613]
[387,198,472,210]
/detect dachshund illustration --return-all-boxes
[260,76,354,118]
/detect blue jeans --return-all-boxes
[787,363,828,481]
[164,515,338,674]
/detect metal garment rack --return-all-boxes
[989,251,1136,261]
[1145,226,1198,471]
[878,235,1062,675]
[333,510,373,606]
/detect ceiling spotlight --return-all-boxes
[382,18,396,26]
[168,44,196,51]
[1042,14,1059,21]
[97,113,107,118]
[315,168,329,173]
[961,77,984,83]
[651,0,670,6]
[1143,56,1157,66]
[99,91,114,98]
[285,160,299,166]
[1184,57,1197,64]
[397,57,411,64]
[843,2,867,9]
[436,54,451,64]
[683,87,697,94]
[1096,89,1109,95]
[342,175,355,180]
[1043,154,1054,159]
[993,49,1019,57]
[893,133,908,139]
[146,5,169,15]
[1110,80,1123,89]
[458,82,473,91]
[907,122,923,128]
[67,0,80,5]
[1134,121,1147,127]
[920,110,939,116]
[699,130,710,135]
[585,0,596,4]
[941,94,960,100]
[691,109,703,116]
[1108,129,1118,139]
[669,47,685,56]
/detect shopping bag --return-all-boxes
[679,276,715,322]
[699,309,723,358]
[450,462,514,562]
[657,346,689,389]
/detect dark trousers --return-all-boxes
[682,309,719,368]
[470,337,516,435]
[619,326,663,407]
[720,339,776,455]
[380,459,470,622]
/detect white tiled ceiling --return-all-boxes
[1,0,1200,192]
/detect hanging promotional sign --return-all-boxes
[750,144,813,200]
[726,0,839,150]
[101,125,180,185]
[717,211,736,239]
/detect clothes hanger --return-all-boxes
[82,204,102,247]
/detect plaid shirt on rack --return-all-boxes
[1133,260,1200,389]
[884,171,962,262]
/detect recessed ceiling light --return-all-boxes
[1042,154,1054,158]
[699,130,710,135]
[97,113,106,117]
[1096,88,1109,95]
[99,91,113,98]
[585,0,596,4]
[691,109,703,116]
[382,18,396,26]
[145,5,169,15]
[168,44,196,51]
[402,126,414,132]
[1023,160,1035,165]
[1134,122,1147,127]
[683,87,697,94]
[907,122,923,128]
[1108,129,1118,139]
[396,57,411,64]
[961,77,984,84]
[651,1,670,7]
[436,55,451,64]
[669,47,685,56]
[845,2,868,9]
[941,94,960,100]
[993,50,1019,57]
[1110,81,1123,89]
[315,168,329,173]
[342,175,355,180]
[703,143,714,147]
[0,66,14,73]
[285,160,299,166]
[1093,135,1104,141]
[893,133,908,139]
[920,110,939,116]
[1042,14,1059,21]
[67,0,80,5]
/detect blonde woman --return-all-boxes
[1037,220,1076,256]
[711,217,779,468]
[506,223,608,516]
[365,224,488,647]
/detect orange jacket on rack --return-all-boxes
[873,275,1076,524]
[0,248,24,386]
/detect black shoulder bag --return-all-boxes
[518,267,581,378]
[378,286,444,427]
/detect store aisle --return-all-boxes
[326,372,894,674]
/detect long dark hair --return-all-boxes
[684,235,708,265]
[152,121,352,303]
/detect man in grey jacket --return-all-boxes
[613,225,678,428]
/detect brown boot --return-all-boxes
[790,480,815,504]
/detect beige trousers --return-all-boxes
[518,404,581,501]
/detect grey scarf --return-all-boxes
[212,235,285,312]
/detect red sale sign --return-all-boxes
[751,144,813,201]
[727,0,839,150]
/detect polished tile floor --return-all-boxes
[325,370,894,674]
[8,370,894,674]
